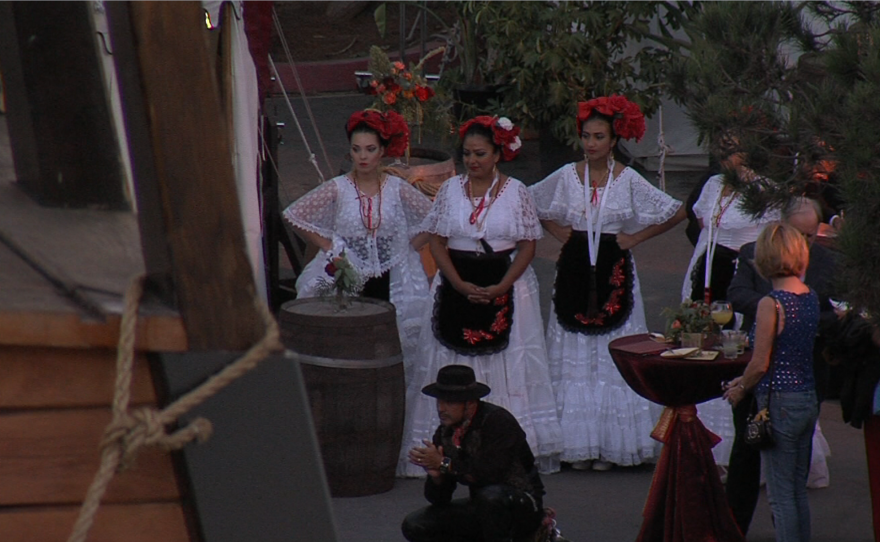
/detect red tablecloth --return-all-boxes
[609,334,749,542]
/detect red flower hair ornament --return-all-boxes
[577,95,646,143]
[346,109,410,157]
[458,115,522,162]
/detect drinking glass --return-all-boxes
[710,300,733,327]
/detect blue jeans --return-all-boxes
[758,390,819,542]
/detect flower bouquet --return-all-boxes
[316,251,363,310]
[661,298,715,347]
[365,45,450,147]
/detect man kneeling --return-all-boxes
[402,365,545,542]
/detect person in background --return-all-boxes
[397,116,563,478]
[401,365,546,542]
[724,221,820,542]
[529,95,686,471]
[283,109,433,384]
[725,197,839,534]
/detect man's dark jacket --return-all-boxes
[424,401,544,507]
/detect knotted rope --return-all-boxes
[67,274,284,542]
[655,105,672,193]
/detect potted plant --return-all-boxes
[364,45,451,146]
[374,1,498,121]
[661,298,715,348]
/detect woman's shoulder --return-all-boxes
[536,162,579,184]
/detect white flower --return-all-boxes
[508,136,522,151]
[497,117,514,131]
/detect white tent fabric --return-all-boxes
[628,97,708,172]
[217,1,268,302]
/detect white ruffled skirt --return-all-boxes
[397,265,564,477]
[546,260,663,466]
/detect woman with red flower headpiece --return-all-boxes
[283,109,433,378]
[397,116,563,477]
[530,96,687,471]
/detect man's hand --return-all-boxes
[408,440,445,479]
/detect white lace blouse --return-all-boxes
[529,163,681,234]
[692,174,780,250]
[283,174,432,277]
[422,175,543,253]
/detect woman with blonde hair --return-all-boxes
[724,221,820,542]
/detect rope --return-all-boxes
[656,105,672,193]
[271,7,334,179]
[269,56,327,184]
[67,274,284,542]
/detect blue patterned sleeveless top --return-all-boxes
[753,289,819,394]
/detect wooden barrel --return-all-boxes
[279,297,404,497]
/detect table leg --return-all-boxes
[636,406,745,542]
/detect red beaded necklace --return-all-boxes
[352,172,384,234]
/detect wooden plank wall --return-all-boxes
[0,345,192,542]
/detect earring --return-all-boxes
[607,154,614,171]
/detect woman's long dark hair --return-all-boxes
[346,122,389,148]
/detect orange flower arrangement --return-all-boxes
[366,46,449,143]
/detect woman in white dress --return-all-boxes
[682,153,780,468]
[530,96,686,471]
[283,110,433,378]
[398,116,563,477]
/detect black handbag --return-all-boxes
[744,297,781,450]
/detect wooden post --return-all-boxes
[0,1,129,210]
[107,1,264,350]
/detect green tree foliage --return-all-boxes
[671,1,880,317]
[472,1,694,148]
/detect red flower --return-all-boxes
[576,95,646,142]
[609,259,626,287]
[463,328,494,345]
[575,313,606,325]
[494,293,510,306]
[603,289,623,315]
[381,110,410,158]
[383,93,398,105]
[458,116,522,161]
[324,262,338,276]
[414,85,435,102]
[490,311,509,334]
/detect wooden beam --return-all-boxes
[108,1,265,350]
[0,1,129,209]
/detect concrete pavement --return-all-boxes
[269,92,873,542]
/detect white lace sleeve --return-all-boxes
[629,169,682,225]
[282,178,339,238]
[514,181,543,241]
[397,178,434,238]
[420,176,459,236]
[529,164,572,223]
[692,175,722,220]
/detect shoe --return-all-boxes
[570,460,593,471]
[592,460,613,471]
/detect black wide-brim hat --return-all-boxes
[422,365,491,402]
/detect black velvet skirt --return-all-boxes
[553,231,634,334]
[688,243,739,303]
[433,248,514,355]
